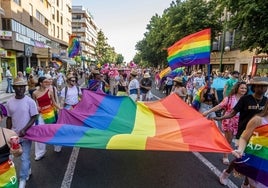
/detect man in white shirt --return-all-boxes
[5,66,14,93]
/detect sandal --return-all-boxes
[222,157,230,165]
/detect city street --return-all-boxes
[0,79,244,188]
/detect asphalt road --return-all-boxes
[1,86,244,188]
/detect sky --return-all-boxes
[72,0,173,63]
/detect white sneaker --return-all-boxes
[34,155,44,161]
[19,179,26,188]
[219,169,230,185]
[54,146,62,152]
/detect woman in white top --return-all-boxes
[128,70,140,101]
[171,77,187,100]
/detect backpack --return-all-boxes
[64,86,80,102]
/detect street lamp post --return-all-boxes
[219,8,230,72]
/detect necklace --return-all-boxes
[253,97,262,110]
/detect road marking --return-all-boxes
[61,147,80,188]
[193,152,238,188]
[153,93,238,188]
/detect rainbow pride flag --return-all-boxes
[234,125,268,187]
[159,67,172,79]
[167,29,211,70]
[25,90,232,153]
[68,35,80,58]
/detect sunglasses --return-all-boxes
[69,80,76,82]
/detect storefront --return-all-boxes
[0,49,17,80]
[251,55,268,76]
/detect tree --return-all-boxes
[116,54,124,65]
[217,0,268,54]
[135,0,222,68]
[94,30,122,65]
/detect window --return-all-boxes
[36,10,45,24]
[52,24,55,36]
[57,26,59,38]
[13,0,21,5]
[52,7,55,20]
[61,29,63,40]
[60,13,63,25]
[2,18,11,30]
[57,10,59,22]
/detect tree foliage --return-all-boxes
[135,0,222,68]
[94,30,119,65]
[216,0,268,54]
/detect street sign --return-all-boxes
[24,44,32,57]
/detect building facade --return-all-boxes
[72,5,98,68]
[0,0,72,79]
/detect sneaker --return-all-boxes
[19,179,26,188]
[54,146,62,152]
[219,169,230,185]
[222,157,230,165]
[26,168,32,181]
[34,155,44,161]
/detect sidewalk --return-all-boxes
[0,79,16,104]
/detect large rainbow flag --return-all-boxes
[68,34,80,58]
[167,28,211,70]
[234,125,268,187]
[25,90,231,153]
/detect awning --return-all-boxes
[60,58,76,65]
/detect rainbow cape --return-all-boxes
[68,34,80,58]
[167,29,211,70]
[25,91,232,153]
[234,125,268,187]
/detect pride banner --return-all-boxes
[25,90,231,153]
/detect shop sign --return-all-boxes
[254,56,268,64]
[0,49,7,57]
[16,33,32,45]
[0,30,12,40]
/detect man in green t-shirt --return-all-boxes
[223,70,239,98]
[25,66,32,80]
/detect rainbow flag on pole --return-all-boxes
[68,34,80,58]
[234,125,268,187]
[25,90,231,153]
[167,28,211,70]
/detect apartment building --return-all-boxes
[72,5,98,68]
[0,0,72,78]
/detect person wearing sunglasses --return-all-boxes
[60,74,82,110]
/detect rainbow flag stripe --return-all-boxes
[25,91,232,153]
[39,106,57,124]
[68,35,80,58]
[159,67,172,79]
[234,125,268,186]
[0,160,18,188]
[167,29,211,70]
